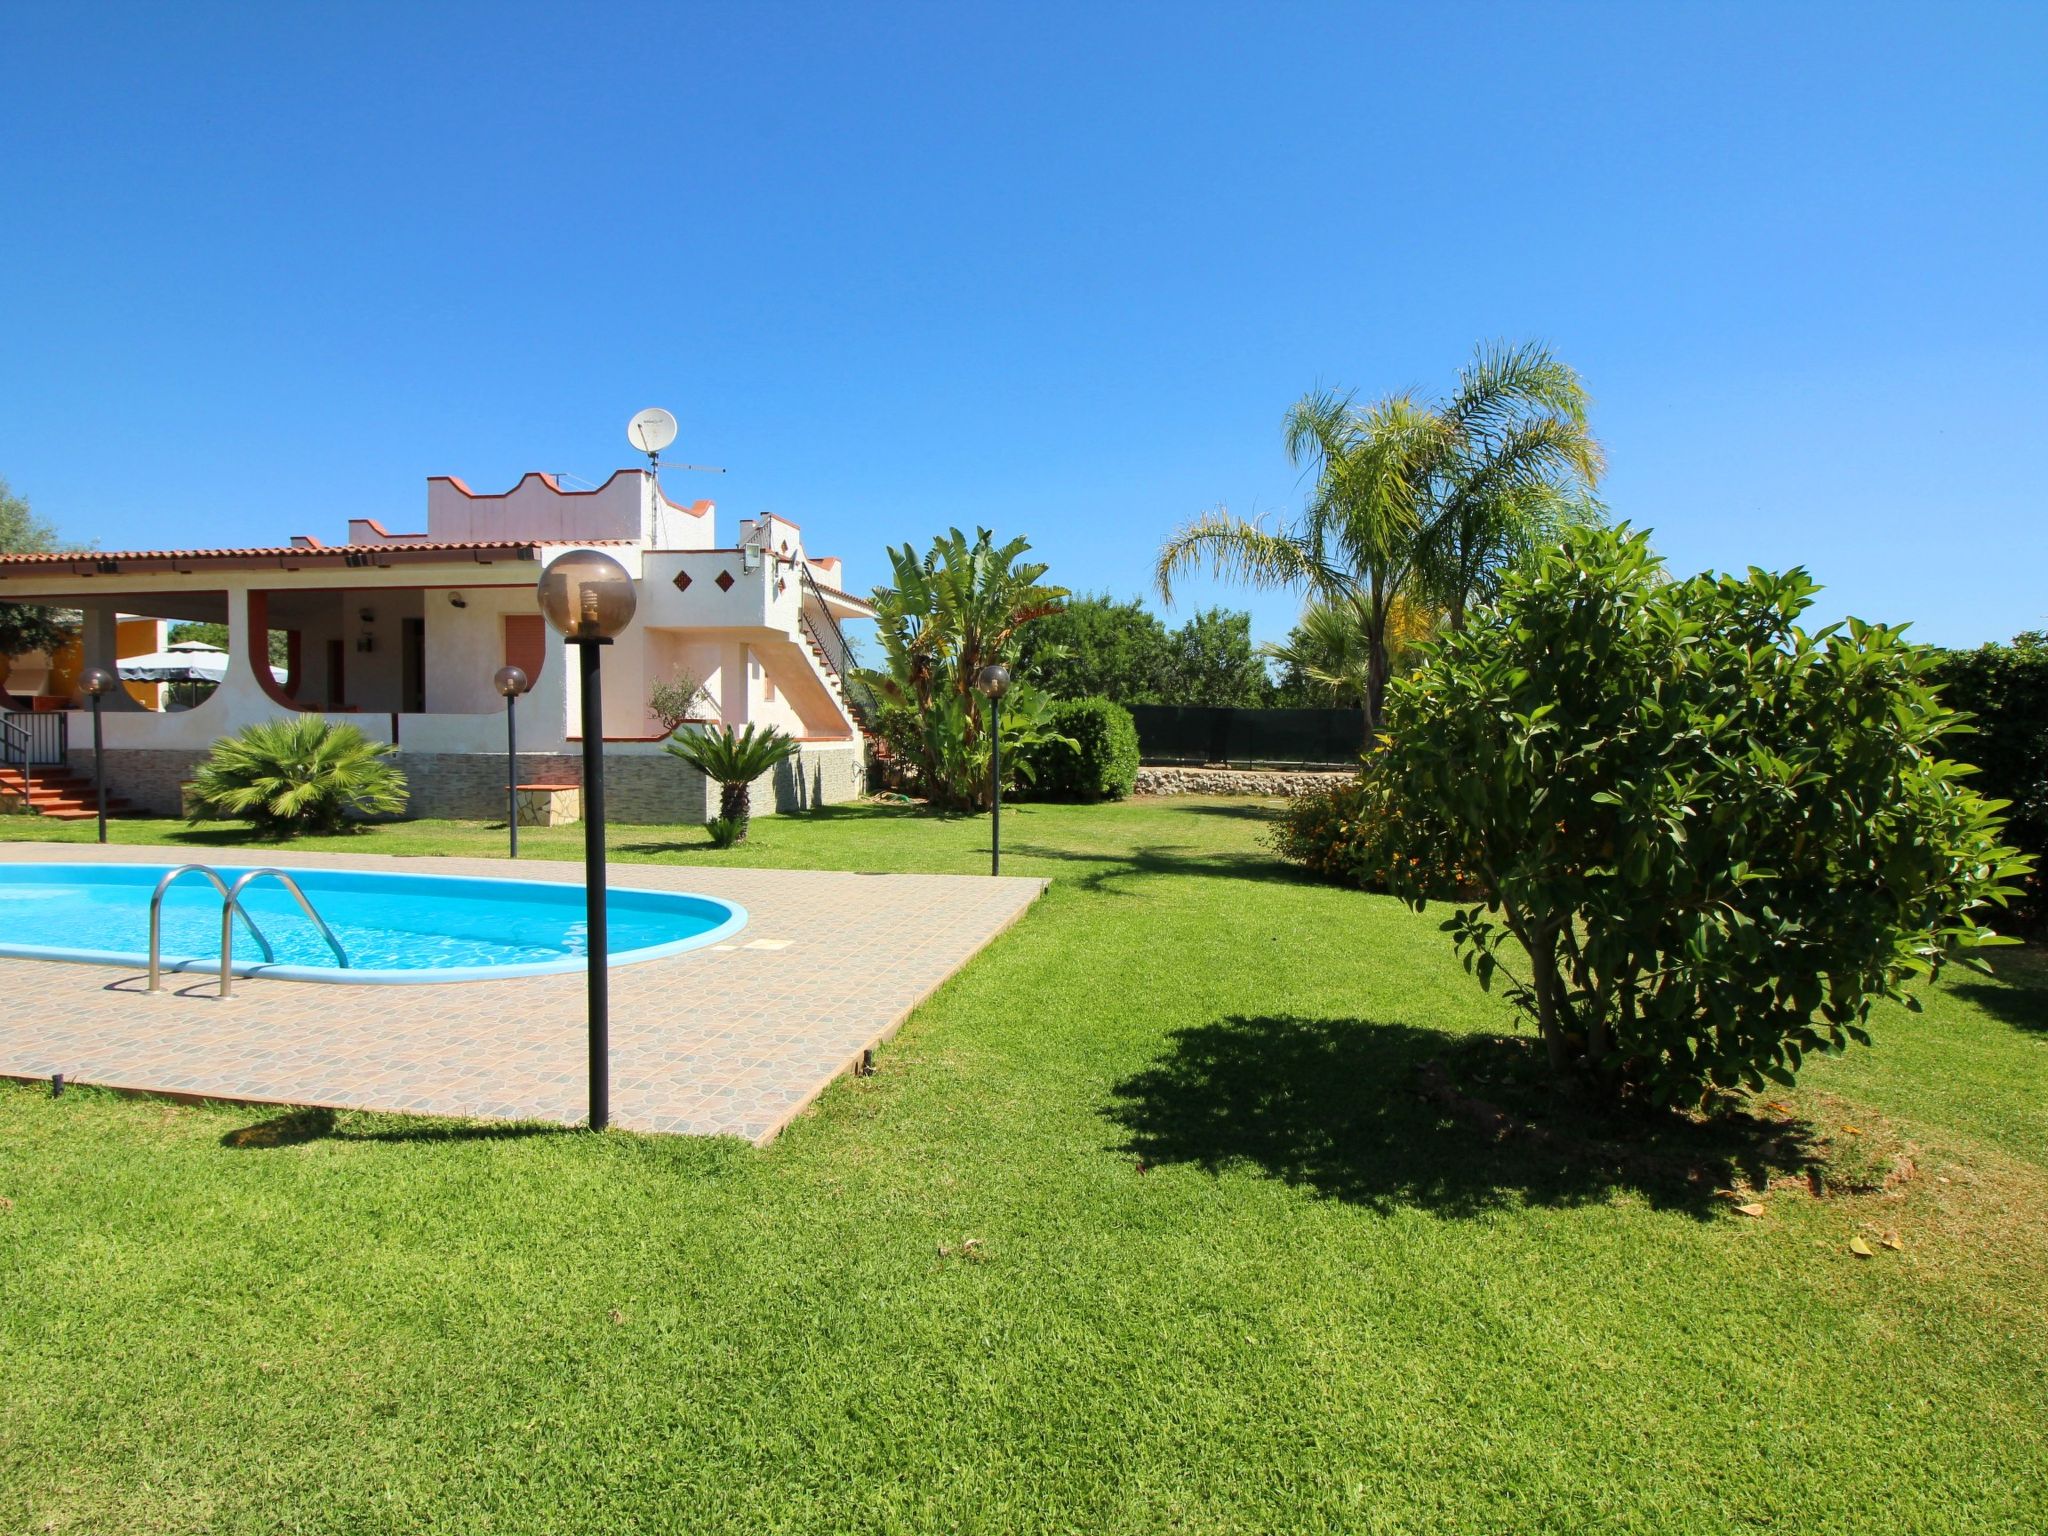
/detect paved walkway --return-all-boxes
[0,845,1046,1143]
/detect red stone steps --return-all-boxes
[0,766,133,820]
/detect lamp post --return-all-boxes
[536,551,638,1132]
[79,667,115,845]
[976,663,1011,876]
[494,665,530,859]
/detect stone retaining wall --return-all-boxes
[1133,765,1354,799]
[79,741,867,824]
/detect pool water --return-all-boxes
[0,864,746,983]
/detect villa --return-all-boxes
[0,468,873,822]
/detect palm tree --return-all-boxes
[1158,343,1605,733]
[1261,595,1436,708]
[1159,388,1436,734]
[186,715,407,835]
[664,722,800,843]
[1412,341,1605,630]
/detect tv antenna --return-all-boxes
[627,407,726,476]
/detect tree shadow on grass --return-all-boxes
[222,1106,571,1149]
[1106,1015,1822,1219]
[1165,801,1288,822]
[1004,841,1307,894]
[1944,978,2048,1035]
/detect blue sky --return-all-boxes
[1,2,2042,650]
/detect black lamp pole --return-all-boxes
[79,667,114,845]
[573,636,611,1131]
[504,689,520,859]
[537,549,635,1135]
[975,663,1011,878]
[91,692,106,844]
[494,665,530,860]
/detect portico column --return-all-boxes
[80,607,145,710]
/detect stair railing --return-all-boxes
[0,712,71,809]
[798,563,874,725]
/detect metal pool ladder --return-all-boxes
[147,864,350,997]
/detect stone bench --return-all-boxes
[513,782,581,827]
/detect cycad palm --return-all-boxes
[187,715,407,835]
[664,722,800,838]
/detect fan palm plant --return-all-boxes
[186,715,407,836]
[664,721,800,844]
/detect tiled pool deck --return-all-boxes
[0,845,1047,1144]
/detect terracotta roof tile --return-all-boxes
[0,538,637,570]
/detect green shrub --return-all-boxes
[186,715,407,836]
[1372,524,2028,1106]
[1928,632,2048,929]
[647,671,711,735]
[1032,697,1140,801]
[1269,771,1470,896]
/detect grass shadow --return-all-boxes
[1944,983,2048,1034]
[1166,801,1289,822]
[1106,1014,1821,1218]
[1004,840,1308,894]
[222,1106,572,1149]
[1938,946,2048,1034]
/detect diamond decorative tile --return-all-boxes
[671,569,692,592]
[714,570,735,592]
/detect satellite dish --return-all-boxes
[627,407,678,457]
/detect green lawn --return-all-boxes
[2,799,2045,1534]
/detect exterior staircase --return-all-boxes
[0,764,132,821]
[803,633,859,713]
[796,572,872,733]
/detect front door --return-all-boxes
[401,618,426,713]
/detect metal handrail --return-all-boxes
[218,868,349,998]
[148,864,274,993]
[798,562,873,724]
[0,713,32,805]
[798,562,855,678]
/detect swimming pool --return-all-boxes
[0,864,747,984]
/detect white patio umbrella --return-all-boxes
[116,642,287,685]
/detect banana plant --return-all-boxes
[856,527,1069,809]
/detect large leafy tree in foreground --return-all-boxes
[1371,525,2027,1105]
[858,528,1069,810]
